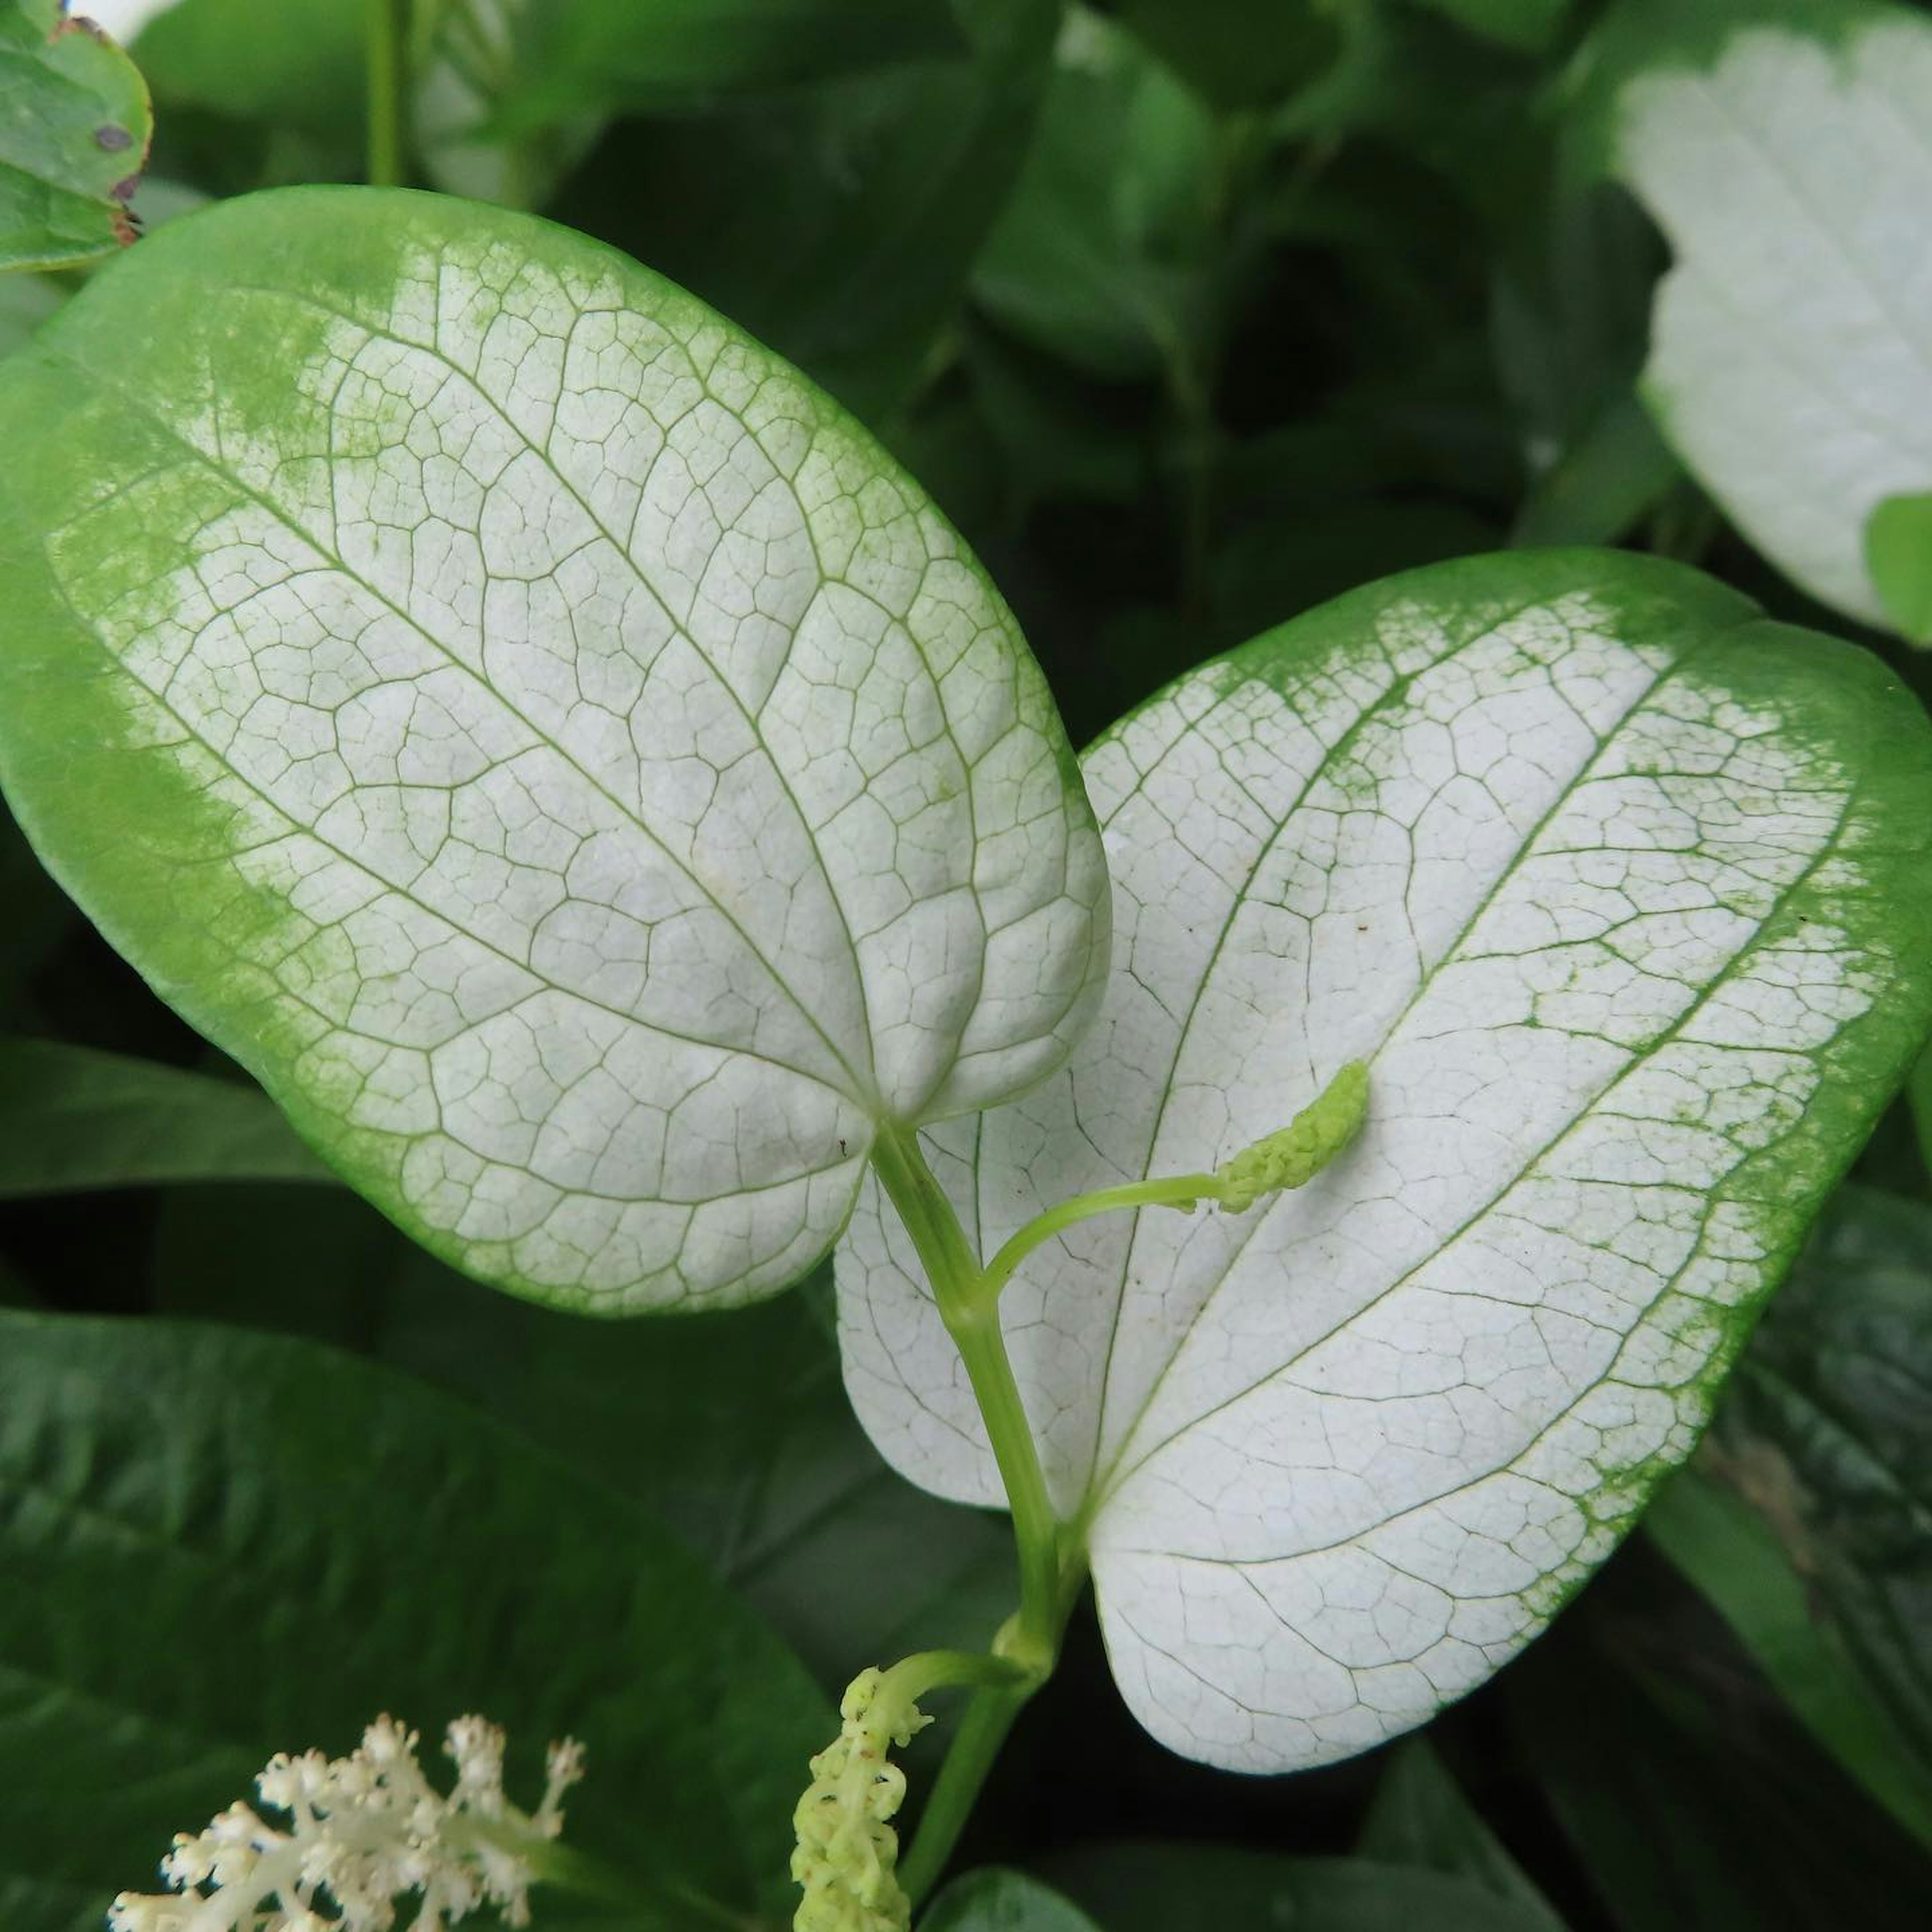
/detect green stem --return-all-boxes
[898,1674,1037,1907]
[980,1172,1222,1304]
[870,1124,1062,1659]
[366,0,413,187]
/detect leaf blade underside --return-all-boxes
[0,185,1109,1313]
[1596,0,1932,635]
[837,548,1932,1771]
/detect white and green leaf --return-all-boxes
[1587,0,1932,636]
[0,0,149,272]
[0,186,1110,1312]
[838,549,1932,1771]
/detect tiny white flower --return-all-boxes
[108,1714,586,1932]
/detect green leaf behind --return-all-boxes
[0,1309,831,1929]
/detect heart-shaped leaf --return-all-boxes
[0,0,150,272]
[838,549,1932,1769]
[0,185,1109,1312]
[1585,0,1932,637]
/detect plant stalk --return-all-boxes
[869,1124,1063,1660]
[367,0,413,188]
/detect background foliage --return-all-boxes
[4,1,1931,1926]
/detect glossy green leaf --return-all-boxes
[1865,494,1932,647]
[0,1037,330,1195]
[1508,1547,1932,1932]
[153,1182,1016,1685]
[1590,0,1932,637]
[1720,1185,1932,1785]
[0,186,1109,1313]
[1357,1739,1564,1926]
[1045,1845,1565,1932]
[841,549,1932,1770]
[0,0,149,271]
[1646,1460,1932,1855]
[0,1309,832,1929]
[923,1868,1104,1932]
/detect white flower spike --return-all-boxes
[108,1714,585,1932]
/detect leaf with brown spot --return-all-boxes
[0,0,152,273]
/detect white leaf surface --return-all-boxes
[0,190,1109,1311]
[1608,2,1932,630]
[837,551,1932,1770]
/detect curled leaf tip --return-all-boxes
[1214,1059,1370,1213]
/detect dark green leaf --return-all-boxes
[0,0,148,271]
[1646,1463,1932,1855]
[1356,1740,1564,1926]
[1114,0,1345,112]
[1511,390,1680,547]
[1044,1845,1566,1932]
[555,0,1062,421]
[1865,495,1932,648]
[1723,1186,1932,1781]
[1411,0,1571,55]
[495,0,967,127]
[0,1310,831,1929]
[154,1185,1016,1687]
[0,1038,330,1196]
[1509,1538,1932,1932]
[922,1867,1103,1931]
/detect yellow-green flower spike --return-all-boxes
[1214,1061,1370,1213]
[790,1667,934,1932]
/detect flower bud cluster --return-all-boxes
[790,1668,932,1932]
[108,1714,585,1932]
[1214,1059,1370,1211]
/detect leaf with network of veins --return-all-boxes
[0,186,1110,1312]
[837,550,1932,1772]
[1596,0,1932,638]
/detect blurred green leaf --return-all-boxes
[1647,1463,1932,1856]
[1411,0,1571,55]
[1512,389,1679,546]
[922,1868,1103,1931]
[1911,1049,1932,1176]
[0,261,57,353]
[1043,1845,1565,1932]
[494,0,968,126]
[1356,1739,1564,1926]
[0,1309,831,1929]
[133,0,364,139]
[154,1185,1015,1687]
[551,0,1061,421]
[1865,494,1932,648]
[973,10,1217,382]
[1114,0,1345,112]
[0,1038,330,1196]
[0,0,149,271]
